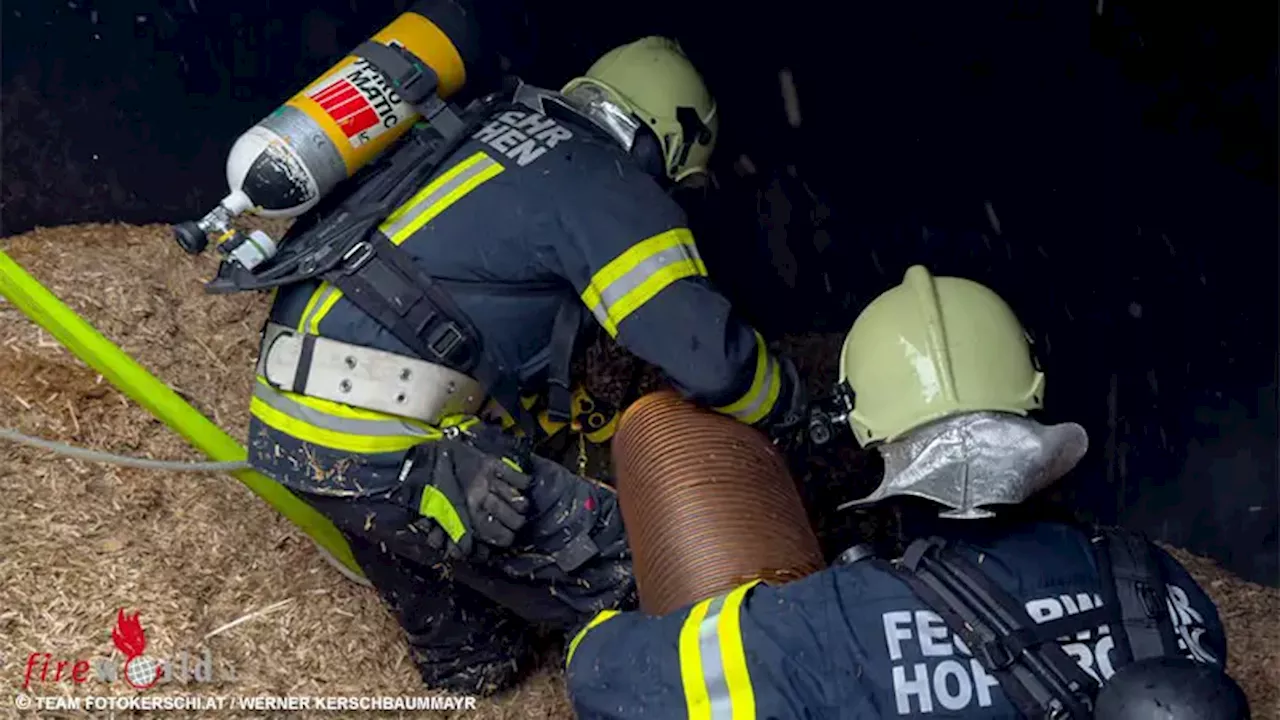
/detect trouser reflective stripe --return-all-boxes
[565,609,621,670]
[250,379,442,454]
[713,332,781,425]
[581,228,708,337]
[295,151,506,336]
[679,581,760,720]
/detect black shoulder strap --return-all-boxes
[321,229,535,435]
[885,537,1102,719]
[1091,527,1181,666]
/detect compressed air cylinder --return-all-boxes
[613,390,827,615]
[214,1,477,221]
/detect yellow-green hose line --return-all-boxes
[0,249,363,579]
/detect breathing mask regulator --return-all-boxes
[806,379,856,446]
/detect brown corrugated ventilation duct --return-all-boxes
[613,390,826,615]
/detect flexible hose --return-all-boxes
[0,426,250,472]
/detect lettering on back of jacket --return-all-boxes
[472,110,574,167]
[879,583,1218,715]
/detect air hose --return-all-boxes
[0,426,250,472]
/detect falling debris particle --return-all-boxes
[1096,0,1104,14]
[90,10,97,23]
[870,249,884,276]
[92,154,99,161]
[188,0,199,13]
[1128,301,1143,319]
[778,69,802,128]
[136,14,148,23]
[984,201,1002,235]
[1163,234,1176,256]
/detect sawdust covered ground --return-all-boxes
[0,223,1275,718]
[0,223,569,719]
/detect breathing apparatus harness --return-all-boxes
[847,527,1213,719]
[200,43,588,435]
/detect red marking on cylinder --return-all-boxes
[309,78,376,138]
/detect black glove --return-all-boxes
[764,355,809,442]
[405,439,534,561]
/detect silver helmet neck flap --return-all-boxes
[839,411,1089,519]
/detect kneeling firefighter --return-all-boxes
[188,2,806,696]
[566,266,1249,719]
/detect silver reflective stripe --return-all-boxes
[300,284,341,333]
[252,383,434,439]
[698,594,735,720]
[586,241,704,327]
[380,155,501,241]
[725,352,779,423]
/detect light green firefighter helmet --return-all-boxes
[839,265,1046,447]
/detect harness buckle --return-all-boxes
[428,321,467,361]
[974,638,1017,671]
[341,241,375,273]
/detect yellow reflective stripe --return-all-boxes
[565,609,621,670]
[719,582,759,720]
[305,285,344,335]
[297,283,341,334]
[713,332,782,426]
[293,151,505,335]
[679,598,716,720]
[250,379,440,454]
[679,581,761,720]
[383,151,505,244]
[581,228,707,337]
[250,397,429,454]
[418,486,466,543]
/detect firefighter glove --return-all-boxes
[406,441,534,561]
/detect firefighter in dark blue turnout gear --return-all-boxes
[566,266,1249,719]
[245,36,806,696]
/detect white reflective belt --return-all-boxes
[256,323,485,424]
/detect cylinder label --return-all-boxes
[306,45,414,149]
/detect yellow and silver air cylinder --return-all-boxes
[173,0,481,256]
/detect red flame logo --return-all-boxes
[112,609,162,690]
[111,609,147,659]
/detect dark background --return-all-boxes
[3,0,1276,584]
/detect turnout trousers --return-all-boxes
[297,448,634,696]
